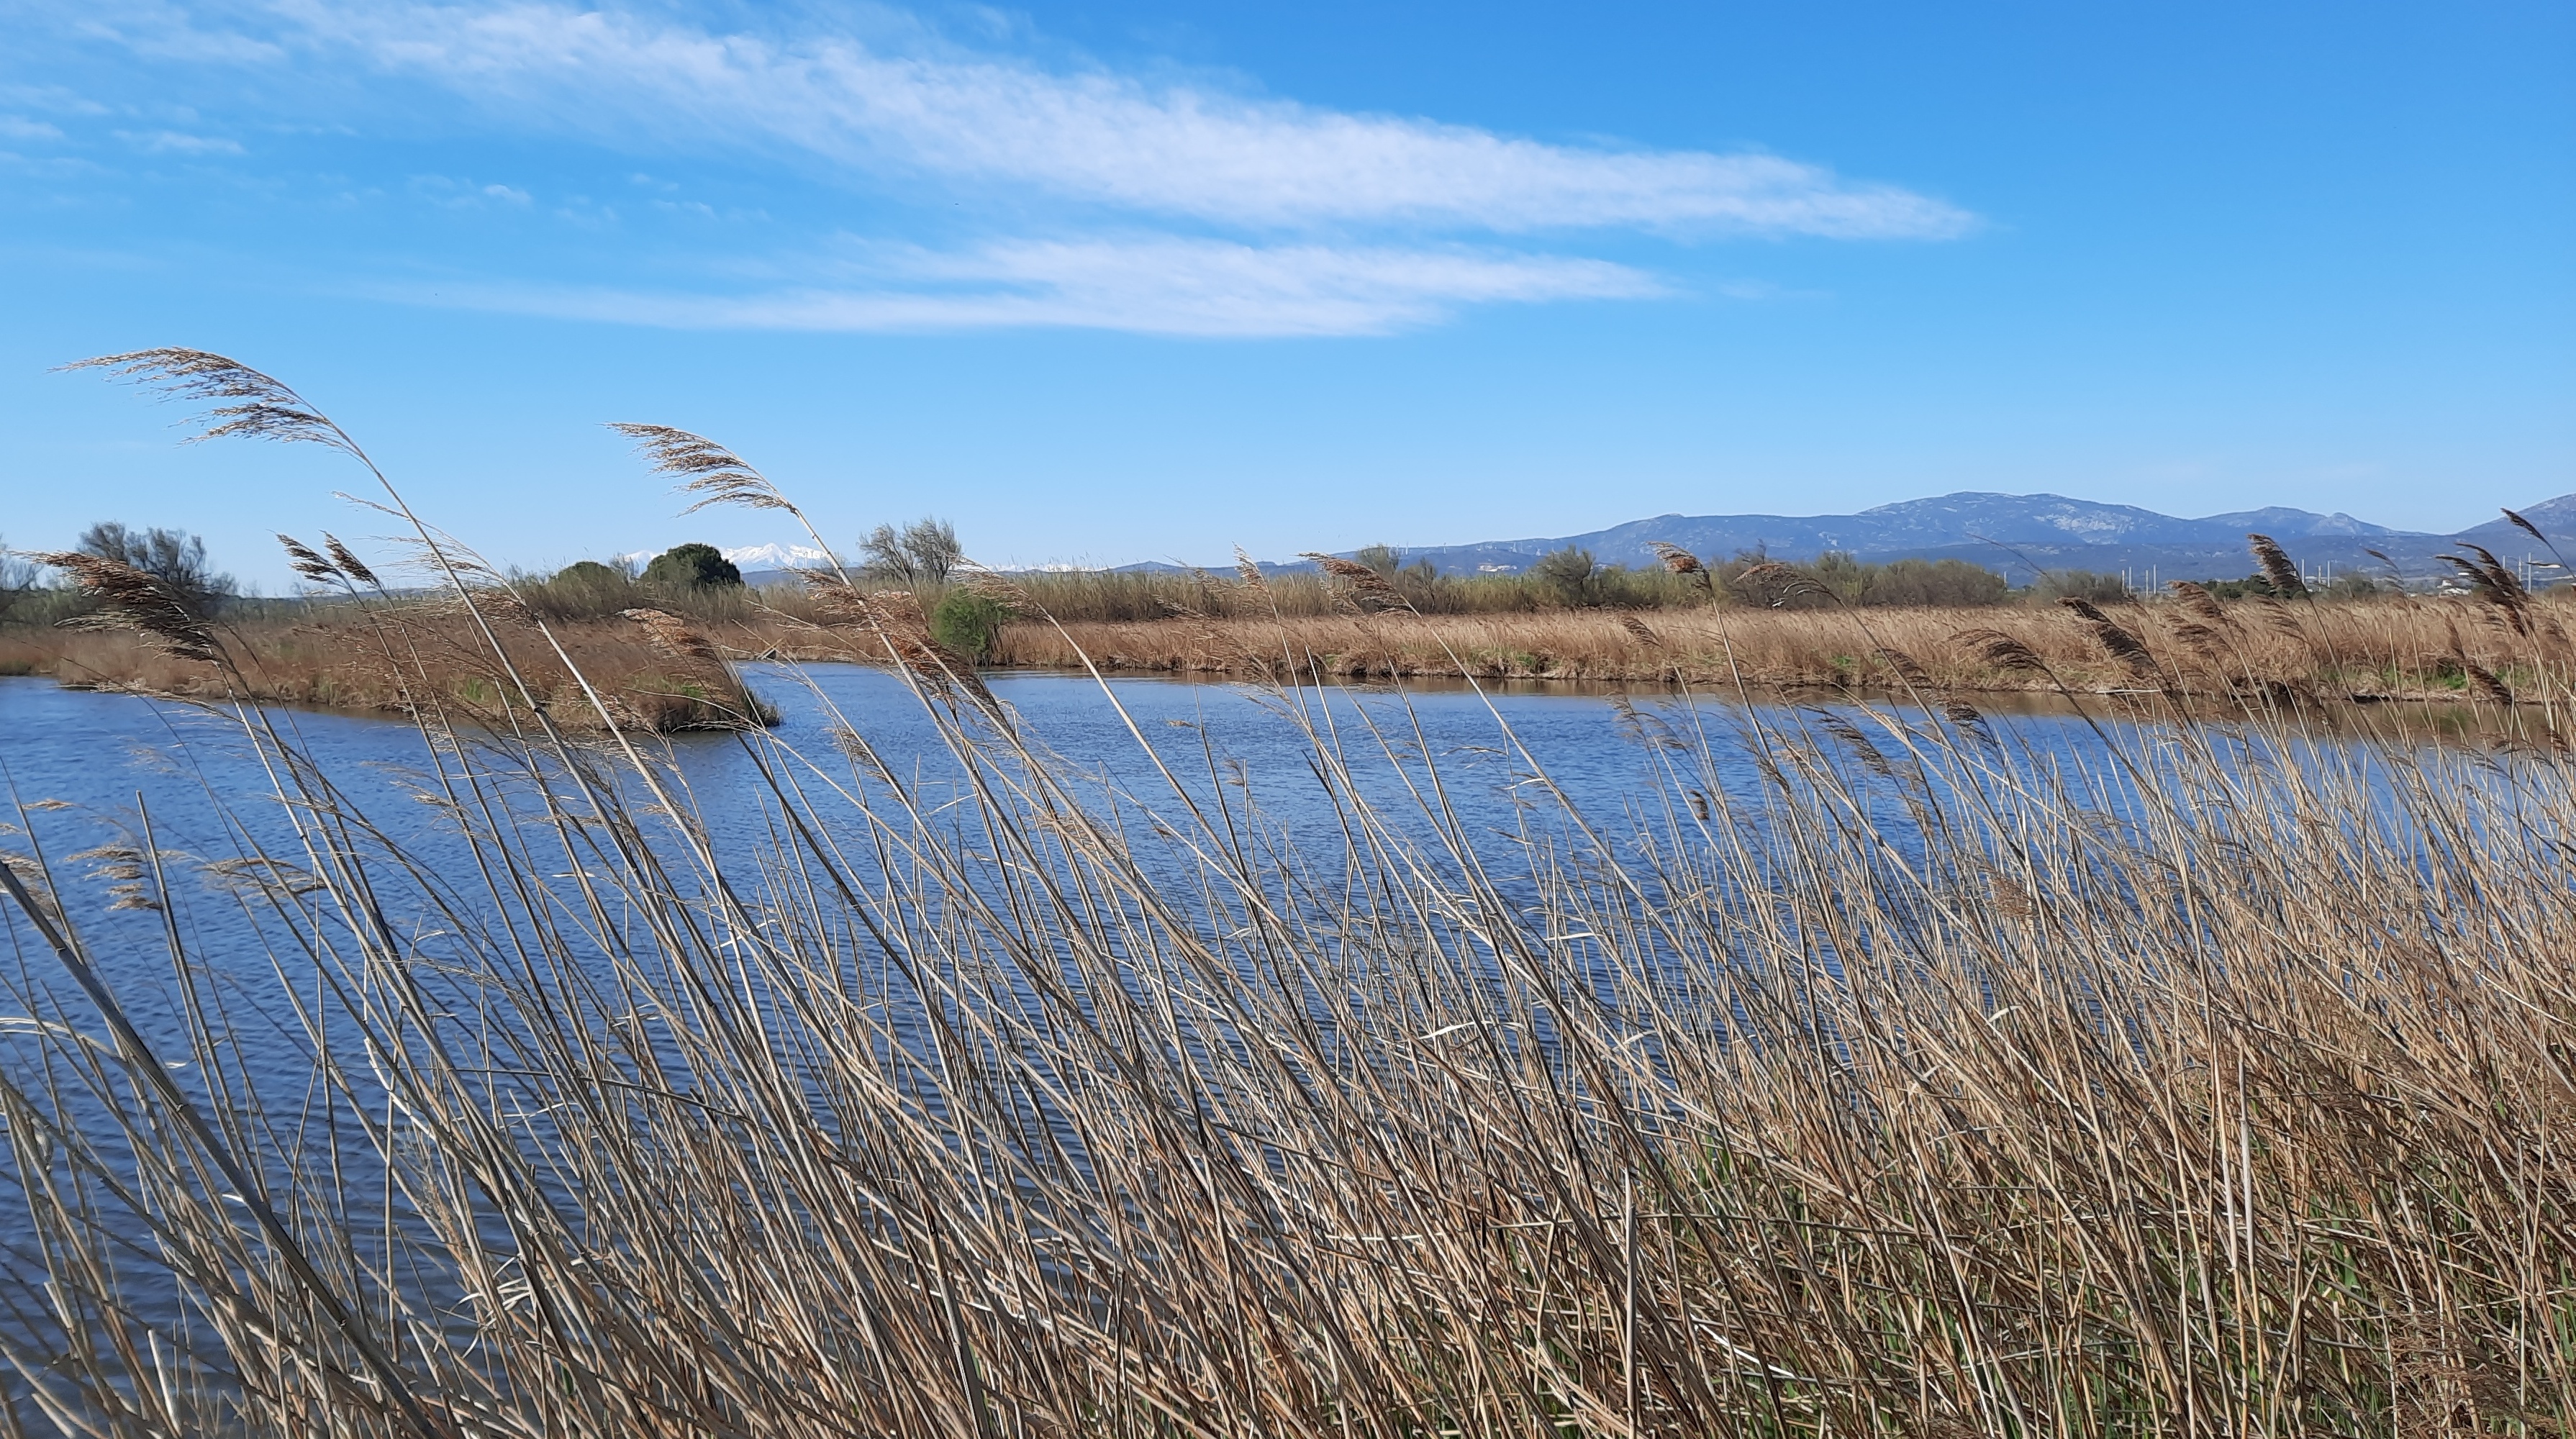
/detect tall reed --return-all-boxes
[0,356,2568,1436]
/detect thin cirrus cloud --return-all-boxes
[396,237,1667,337]
[268,0,1977,238]
[54,1,1979,335]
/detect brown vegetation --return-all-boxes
[9,570,2566,725]
[989,586,2576,702]
[4,598,775,732]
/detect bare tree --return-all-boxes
[860,517,962,586]
[0,537,41,624]
[74,522,235,613]
[858,524,917,584]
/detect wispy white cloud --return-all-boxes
[387,236,1662,337]
[115,127,243,153]
[251,0,1969,238]
[29,1,1975,335]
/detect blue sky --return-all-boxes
[4,0,2570,584]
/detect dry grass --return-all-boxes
[19,555,2555,724]
[3,360,2570,1435]
[3,602,774,733]
[992,589,2576,704]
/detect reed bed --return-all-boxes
[7,601,774,732]
[994,589,2576,704]
[15,578,2557,720]
[1,353,2570,1437]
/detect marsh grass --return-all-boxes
[0,356,2570,1436]
[21,581,2548,717]
[992,589,2576,704]
[6,588,776,732]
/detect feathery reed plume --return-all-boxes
[2459,654,2514,705]
[1951,627,2049,675]
[2168,622,2228,664]
[1648,541,1702,576]
[2439,543,2533,635]
[1872,646,1933,691]
[1811,709,1896,777]
[2057,596,2157,675]
[1941,698,1984,725]
[1302,553,1410,612]
[1233,546,1268,592]
[1734,558,1833,608]
[63,349,358,455]
[2456,541,2524,598]
[2167,579,2233,627]
[278,533,340,586]
[607,422,803,517]
[2500,508,2573,602]
[1649,541,1715,595]
[2248,534,2308,599]
[322,533,380,589]
[1618,614,1659,645]
[2503,507,2551,550]
[35,551,223,665]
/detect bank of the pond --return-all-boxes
[981,599,2572,704]
[5,581,2566,730]
[0,609,776,732]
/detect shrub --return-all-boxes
[1864,557,2010,607]
[525,560,642,620]
[2031,568,2130,604]
[930,590,1012,662]
[1528,546,1600,607]
[643,543,743,590]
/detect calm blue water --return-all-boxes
[0,663,2142,1081]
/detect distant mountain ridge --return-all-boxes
[1307,490,2576,587]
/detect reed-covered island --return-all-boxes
[1,353,2570,1436]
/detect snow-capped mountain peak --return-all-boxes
[721,543,831,570]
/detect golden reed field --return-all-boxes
[988,588,2568,702]
[7,562,2571,727]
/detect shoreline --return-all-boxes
[5,586,2565,728]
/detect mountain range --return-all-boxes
[651,493,2576,591]
[1284,490,2576,588]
